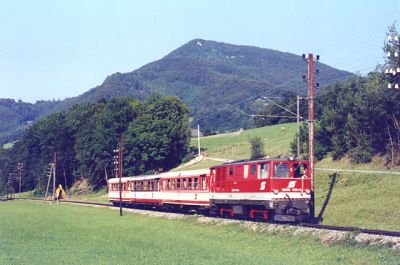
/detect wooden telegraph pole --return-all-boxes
[303,53,320,222]
[308,54,315,221]
[44,152,57,201]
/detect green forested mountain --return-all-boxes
[0,99,60,144]
[0,39,352,144]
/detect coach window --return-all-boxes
[274,162,289,178]
[144,181,148,191]
[188,178,192,190]
[177,178,181,189]
[228,167,234,176]
[258,163,269,179]
[171,179,175,190]
[194,178,199,190]
[151,181,155,191]
[167,179,171,190]
[183,178,187,190]
[163,180,167,190]
[156,180,160,191]
[201,176,206,190]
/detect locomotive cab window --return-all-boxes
[274,163,289,178]
[228,167,234,176]
[258,163,269,179]
[294,163,308,178]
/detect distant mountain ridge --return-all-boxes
[0,39,352,144]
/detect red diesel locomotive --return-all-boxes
[108,157,311,222]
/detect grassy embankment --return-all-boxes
[183,123,400,231]
[0,200,398,265]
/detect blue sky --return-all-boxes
[0,0,399,103]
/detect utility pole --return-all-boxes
[296,95,300,157]
[197,124,201,156]
[18,162,23,198]
[7,173,13,199]
[44,153,57,201]
[114,134,124,217]
[302,53,320,222]
[53,153,57,201]
[385,34,400,89]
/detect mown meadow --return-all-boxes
[0,200,398,265]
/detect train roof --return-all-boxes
[108,169,209,183]
[211,157,308,168]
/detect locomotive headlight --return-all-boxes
[305,189,310,194]
[273,189,279,195]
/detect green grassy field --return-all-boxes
[0,200,398,265]
[186,123,400,231]
[191,122,298,160]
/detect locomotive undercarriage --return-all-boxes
[210,199,310,222]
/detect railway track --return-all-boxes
[5,197,400,238]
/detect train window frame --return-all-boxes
[194,177,199,190]
[228,167,234,176]
[273,162,290,178]
[177,178,181,189]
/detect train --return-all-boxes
[108,157,312,222]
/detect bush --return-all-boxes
[249,136,265,160]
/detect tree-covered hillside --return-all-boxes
[0,95,190,193]
[0,99,60,144]
[0,39,352,144]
